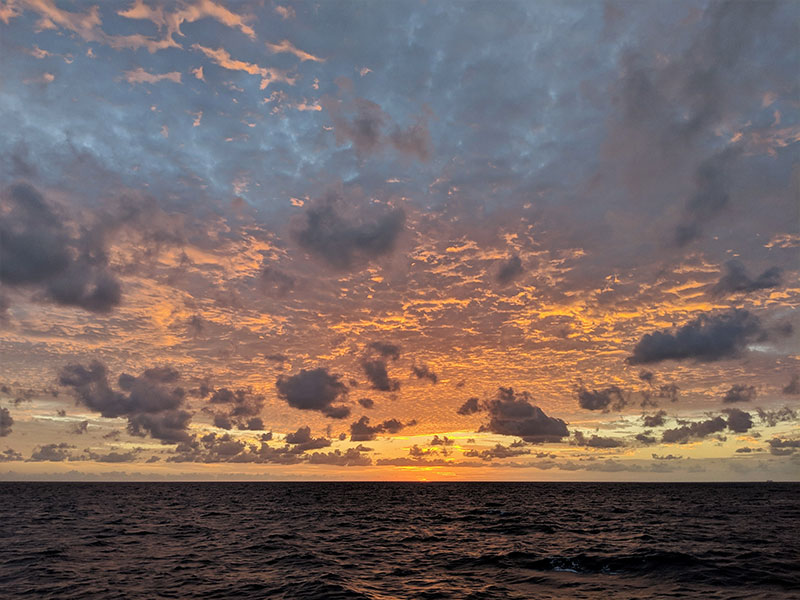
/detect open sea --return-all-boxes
[0,482,797,599]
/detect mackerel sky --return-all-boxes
[0,0,798,480]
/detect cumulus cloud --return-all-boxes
[722,408,754,433]
[457,397,480,416]
[783,375,800,395]
[628,310,766,364]
[59,361,191,442]
[464,442,530,461]
[710,260,782,297]
[479,387,569,443]
[722,384,756,404]
[308,447,372,466]
[357,398,374,409]
[29,442,75,462]
[576,385,627,412]
[767,438,800,456]
[292,192,405,271]
[0,448,23,462]
[284,426,331,452]
[275,368,350,418]
[208,386,266,429]
[0,407,13,436]
[496,255,524,285]
[662,409,753,443]
[642,410,667,428]
[0,183,121,313]
[363,359,399,392]
[756,406,797,427]
[411,363,438,384]
[572,430,625,448]
[349,416,412,441]
[429,435,454,446]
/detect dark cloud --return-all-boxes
[322,82,431,161]
[642,410,667,428]
[627,310,765,364]
[284,426,331,452]
[0,407,13,437]
[767,438,800,456]
[638,370,655,385]
[259,265,295,296]
[29,442,74,462]
[367,341,401,360]
[496,255,524,285]
[657,383,680,403]
[0,182,121,312]
[70,420,89,435]
[635,432,657,445]
[576,385,627,412]
[722,408,753,433]
[479,387,569,443]
[349,416,412,441]
[357,397,374,409]
[0,448,23,462]
[429,435,454,446]
[292,192,405,271]
[59,361,191,442]
[411,363,438,384]
[783,375,800,395]
[276,368,350,419]
[710,260,782,297]
[208,387,266,428]
[463,442,530,461]
[722,384,756,404]
[308,447,372,466]
[573,431,625,448]
[363,359,400,392]
[457,397,480,416]
[652,454,682,460]
[756,406,797,427]
[85,449,141,463]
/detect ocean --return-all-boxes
[1,482,797,599]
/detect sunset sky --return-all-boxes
[0,0,798,481]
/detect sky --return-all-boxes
[0,0,798,481]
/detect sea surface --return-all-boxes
[0,482,798,599]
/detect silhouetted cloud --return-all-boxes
[367,341,401,360]
[70,420,89,435]
[783,375,800,395]
[0,407,12,436]
[363,359,399,392]
[349,416,413,441]
[767,438,800,456]
[429,435,454,446]
[0,448,23,462]
[756,406,797,427]
[496,255,524,285]
[209,386,266,428]
[457,397,480,415]
[357,397,374,409]
[722,384,756,404]
[292,192,405,270]
[628,310,765,364]
[276,368,350,418]
[59,361,191,442]
[661,409,753,443]
[308,447,372,466]
[573,430,625,448]
[284,426,331,452]
[463,442,530,461]
[479,387,569,442]
[29,442,74,461]
[0,182,121,312]
[411,363,438,384]
[642,410,667,428]
[711,260,782,297]
[722,408,753,433]
[577,385,627,411]
[652,454,682,460]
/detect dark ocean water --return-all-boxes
[0,482,798,599]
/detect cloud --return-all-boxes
[192,44,294,90]
[70,420,89,435]
[627,310,766,364]
[349,416,412,441]
[496,255,524,285]
[284,426,331,452]
[576,385,627,412]
[367,341,401,360]
[642,410,667,428]
[357,398,374,409]
[479,387,569,443]
[429,435,454,446]
[0,407,13,436]
[123,67,182,85]
[29,442,75,462]
[457,397,480,415]
[464,442,531,461]
[0,183,121,313]
[209,386,265,428]
[0,448,23,462]
[652,454,682,460]
[363,359,399,392]
[756,406,797,427]
[411,364,438,384]
[710,260,782,297]
[783,375,800,395]
[292,193,405,270]
[308,447,371,466]
[722,408,754,433]
[276,368,350,418]
[722,384,756,404]
[767,438,800,456]
[59,361,191,442]
[572,431,625,448]
[322,82,431,161]
[266,39,325,63]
